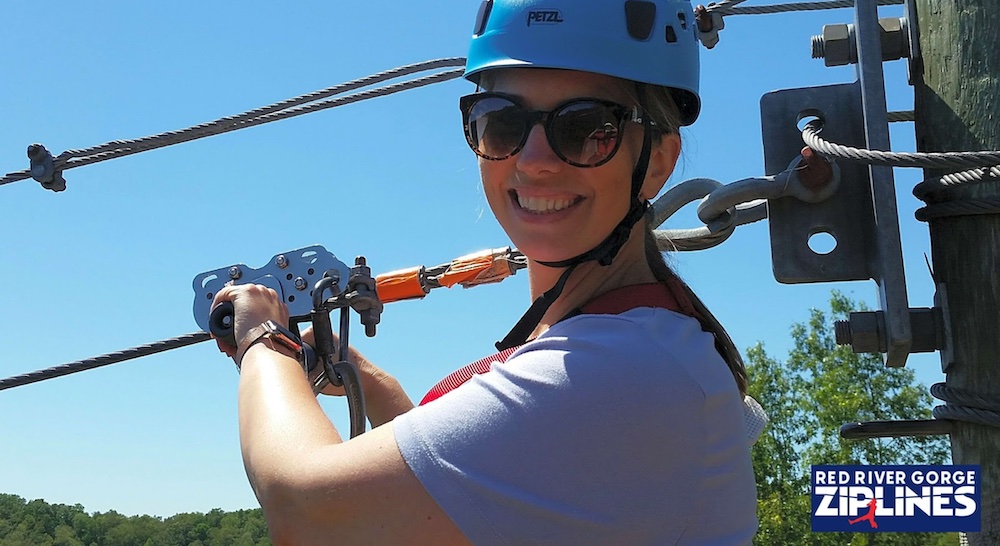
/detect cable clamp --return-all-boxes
[695,5,725,49]
[27,144,66,192]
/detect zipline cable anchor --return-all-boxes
[762,0,912,367]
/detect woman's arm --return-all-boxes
[237,346,468,545]
[213,284,468,545]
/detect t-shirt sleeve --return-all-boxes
[392,309,756,546]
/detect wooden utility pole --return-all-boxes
[913,1,1000,543]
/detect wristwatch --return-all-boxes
[236,320,306,370]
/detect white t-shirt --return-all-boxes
[394,307,758,545]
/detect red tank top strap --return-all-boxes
[578,278,699,318]
[419,280,700,406]
[419,345,523,405]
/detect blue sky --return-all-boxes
[0,1,941,517]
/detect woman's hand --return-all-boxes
[211,283,290,360]
[298,325,415,425]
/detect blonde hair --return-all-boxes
[629,83,750,396]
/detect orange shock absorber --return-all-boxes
[375,266,429,303]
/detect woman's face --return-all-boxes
[478,68,668,264]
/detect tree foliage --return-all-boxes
[0,494,271,546]
[748,291,955,545]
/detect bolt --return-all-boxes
[908,307,942,353]
[27,143,55,185]
[26,144,46,161]
[275,254,288,269]
[834,320,852,346]
[878,17,907,62]
[694,5,724,50]
[838,311,887,354]
[811,18,908,67]
[812,23,855,67]
[354,256,371,277]
[228,266,242,280]
[810,34,826,59]
[294,277,307,290]
[694,5,712,32]
[796,147,834,193]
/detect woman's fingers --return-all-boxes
[210,284,290,357]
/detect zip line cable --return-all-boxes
[0,333,211,392]
[802,121,1000,170]
[706,0,902,16]
[913,166,1000,202]
[801,121,1000,223]
[1,58,466,189]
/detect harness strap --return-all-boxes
[420,279,700,405]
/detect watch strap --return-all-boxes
[235,320,301,370]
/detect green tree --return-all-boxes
[747,292,955,545]
[0,494,272,546]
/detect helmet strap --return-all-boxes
[495,103,655,351]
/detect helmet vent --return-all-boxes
[624,1,657,41]
[665,25,677,43]
[677,11,688,30]
[473,0,493,37]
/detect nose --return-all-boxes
[515,124,563,175]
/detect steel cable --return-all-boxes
[915,197,1000,221]
[913,166,1000,201]
[708,0,901,16]
[0,332,211,392]
[802,121,1000,169]
[931,382,1000,429]
[1,58,467,187]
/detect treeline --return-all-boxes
[0,494,271,546]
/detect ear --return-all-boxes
[639,132,681,200]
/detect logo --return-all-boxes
[527,10,564,26]
[811,465,981,532]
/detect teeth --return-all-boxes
[517,194,576,213]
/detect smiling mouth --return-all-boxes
[511,191,583,214]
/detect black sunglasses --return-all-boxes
[460,92,650,168]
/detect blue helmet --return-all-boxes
[465,0,702,126]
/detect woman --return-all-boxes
[212,0,759,543]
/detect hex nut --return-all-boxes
[878,17,907,61]
[822,23,854,67]
[848,312,886,354]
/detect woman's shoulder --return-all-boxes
[535,307,718,366]
[503,308,732,400]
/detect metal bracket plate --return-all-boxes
[761,0,912,367]
[191,245,351,332]
[762,82,874,284]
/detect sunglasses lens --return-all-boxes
[466,96,527,160]
[550,102,623,167]
[463,95,628,167]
